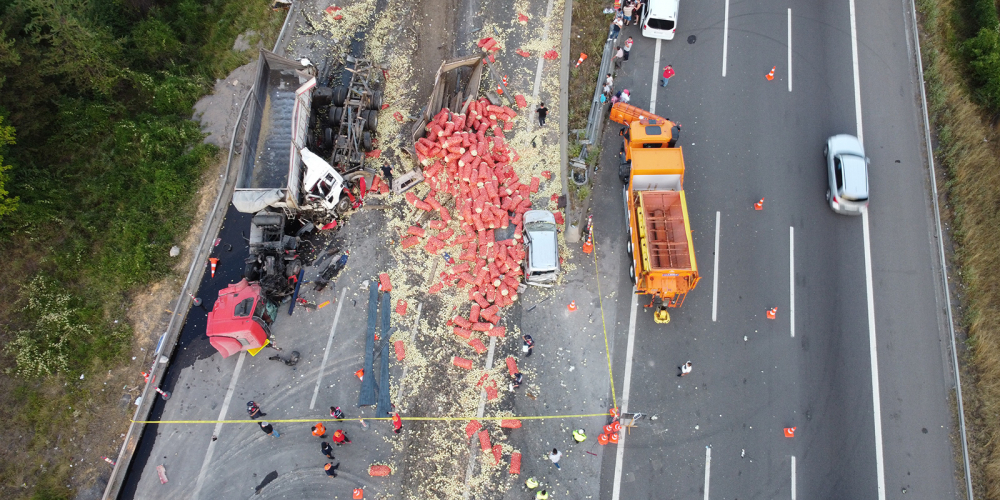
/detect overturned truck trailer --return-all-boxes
[234,49,316,213]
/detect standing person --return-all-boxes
[622,0,634,26]
[522,334,534,356]
[679,361,693,376]
[380,165,394,190]
[246,401,266,419]
[549,448,562,470]
[605,73,614,90]
[609,16,623,40]
[572,428,587,443]
[258,421,279,438]
[324,462,340,477]
[321,441,335,459]
[330,406,345,420]
[536,103,548,127]
[391,412,403,434]
[602,83,612,102]
[311,422,327,438]
[668,122,681,148]
[332,428,352,445]
[613,46,624,70]
[623,37,633,61]
[660,65,675,87]
[632,0,643,24]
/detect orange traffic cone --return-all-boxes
[209,257,219,278]
[582,233,593,254]
[767,307,777,319]
[496,83,504,95]
[355,368,364,381]
[604,424,614,434]
[609,432,620,444]
[575,53,588,67]
[754,198,764,210]
[568,300,577,311]
[353,488,364,499]
[784,427,796,438]
[766,66,776,81]
[598,433,609,445]
[502,74,509,87]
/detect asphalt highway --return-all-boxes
[596,0,961,498]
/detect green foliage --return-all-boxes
[0,115,17,220]
[568,141,583,159]
[964,26,1000,110]
[130,16,183,67]
[6,276,87,378]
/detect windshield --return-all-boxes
[647,18,675,30]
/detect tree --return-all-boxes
[0,115,17,220]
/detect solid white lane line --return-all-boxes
[791,455,797,500]
[862,209,886,500]
[611,291,640,500]
[712,211,720,322]
[849,0,863,144]
[789,226,795,337]
[704,446,712,500]
[722,0,730,76]
[650,39,662,114]
[310,286,350,409]
[787,9,793,92]
[192,351,246,500]
[524,0,556,135]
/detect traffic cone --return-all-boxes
[609,432,620,444]
[575,53,588,67]
[141,371,150,383]
[209,257,219,278]
[353,488,364,499]
[568,300,577,311]
[766,66,776,81]
[355,368,364,381]
[502,74,509,87]
[604,424,614,434]
[754,198,764,210]
[598,433,609,445]
[784,427,796,438]
[582,232,593,253]
[496,83,504,95]
[767,307,777,319]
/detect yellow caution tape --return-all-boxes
[592,231,618,409]
[131,413,610,424]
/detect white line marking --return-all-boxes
[849,0,863,144]
[787,8,793,92]
[310,286,350,410]
[789,226,795,337]
[862,209,886,500]
[712,211,720,322]
[611,290,640,500]
[722,0,730,76]
[791,455,797,500]
[650,39,662,113]
[192,351,246,500]
[704,446,712,500]
[524,0,555,135]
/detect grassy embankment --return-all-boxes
[567,0,610,203]
[0,1,284,498]
[917,0,1000,497]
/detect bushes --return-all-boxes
[964,26,1000,109]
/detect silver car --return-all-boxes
[522,210,560,287]
[825,134,869,215]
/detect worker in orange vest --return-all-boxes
[392,413,403,434]
[332,428,352,445]
[311,423,327,438]
[324,462,340,477]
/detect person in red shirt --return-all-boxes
[392,413,403,434]
[332,428,352,445]
[661,65,675,87]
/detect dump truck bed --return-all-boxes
[638,191,694,271]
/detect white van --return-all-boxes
[641,0,679,40]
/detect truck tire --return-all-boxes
[329,106,344,126]
[313,86,333,107]
[333,86,348,106]
[362,130,373,151]
[629,263,636,284]
[619,161,631,183]
[628,239,633,256]
[335,194,352,214]
[285,259,302,279]
[324,127,334,149]
[364,109,378,131]
[244,261,261,281]
[368,90,383,110]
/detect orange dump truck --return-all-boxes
[611,103,699,324]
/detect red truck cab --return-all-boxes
[206,279,278,357]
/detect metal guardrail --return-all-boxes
[572,28,614,177]
[100,5,299,499]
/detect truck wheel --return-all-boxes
[313,86,333,107]
[368,90,383,110]
[244,261,261,281]
[628,239,633,256]
[333,86,348,106]
[329,106,344,126]
[324,127,334,149]
[629,264,636,284]
[335,195,352,214]
[364,109,378,131]
[285,259,302,278]
[619,162,631,183]
[362,130,373,151]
